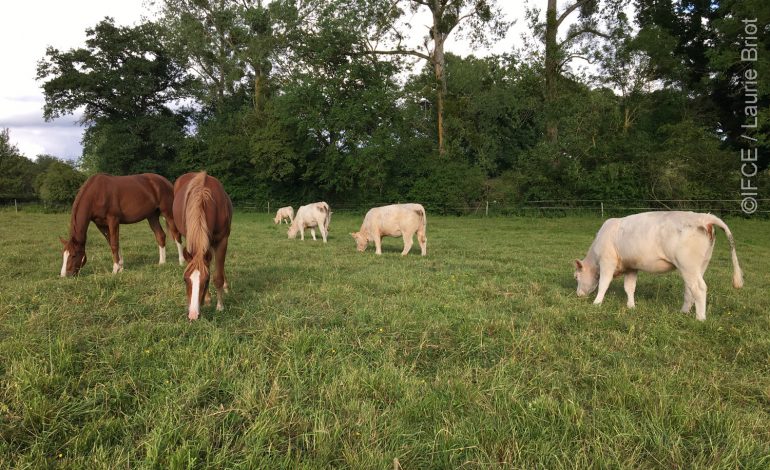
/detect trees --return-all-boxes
[531,0,623,143]
[37,18,192,176]
[0,129,37,200]
[37,160,87,205]
[351,0,509,155]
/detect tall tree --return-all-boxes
[530,0,622,143]
[634,0,770,166]
[37,18,192,175]
[159,0,282,113]
[350,0,509,156]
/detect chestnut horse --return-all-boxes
[173,172,232,320]
[60,173,184,276]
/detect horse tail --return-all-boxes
[185,172,213,263]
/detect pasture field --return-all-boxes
[1,211,769,468]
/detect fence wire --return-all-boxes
[3,199,768,217]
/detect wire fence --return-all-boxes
[236,199,770,218]
[3,198,768,218]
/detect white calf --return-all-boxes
[574,211,743,320]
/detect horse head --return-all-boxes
[183,252,211,321]
[60,237,86,277]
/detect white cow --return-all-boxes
[351,203,427,256]
[574,211,743,321]
[273,206,294,224]
[288,202,331,242]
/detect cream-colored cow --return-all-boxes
[574,211,743,321]
[288,202,331,242]
[273,206,294,224]
[351,203,427,256]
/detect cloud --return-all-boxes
[3,121,84,161]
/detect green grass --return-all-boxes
[1,211,769,468]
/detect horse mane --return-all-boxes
[184,172,213,272]
[68,174,99,244]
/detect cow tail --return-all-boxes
[710,216,744,289]
[416,206,426,231]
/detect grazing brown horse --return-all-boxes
[60,173,184,276]
[173,172,232,320]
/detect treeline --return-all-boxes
[0,129,85,204]
[19,1,770,212]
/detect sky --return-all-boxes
[0,1,528,162]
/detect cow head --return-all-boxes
[287,224,298,239]
[350,232,367,252]
[574,259,599,297]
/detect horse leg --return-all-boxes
[147,213,167,265]
[213,238,229,311]
[162,211,184,265]
[108,218,123,273]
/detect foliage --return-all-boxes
[36,160,87,205]
[0,129,37,200]
[30,1,764,211]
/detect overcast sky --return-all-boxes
[0,1,528,162]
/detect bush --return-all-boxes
[37,161,86,205]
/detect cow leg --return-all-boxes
[310,228,317,241]
[693,276,708,321]
[213,238,229,311]
[107,218,123,273]
[680,268,708,321]
[418,227,427,256]
[401,232,414,256]
[681,285,694,314]
[592,263,616,305]
[300,228,305,241]
[624,271,638,308]
[319,224,328,243]
[147,213,167,264]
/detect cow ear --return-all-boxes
[350,232,356,238]
[574,259,583,270]
[183,248,193,262]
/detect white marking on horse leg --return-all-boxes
[189,270,200,320]
[176,240,184,265]
[60,250,70,277]
[216,298,224,311]
[109,249,124,274]
[159,245,166,264]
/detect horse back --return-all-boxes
[173,172,232,240]
[76,173,174,223]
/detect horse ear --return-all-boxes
[183,248,192,262]
[59,237,67,246]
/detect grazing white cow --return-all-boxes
[351,203,427,256]
[574,211,743,321]
[288,202,331,242]
[273,206,294,224]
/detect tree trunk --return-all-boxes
[432,7,448,157]
[544,0,559,143]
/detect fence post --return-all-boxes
[601,202,604,219]
[15,199,18,213]
[267,201,270,215]
[485,200,489,217]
